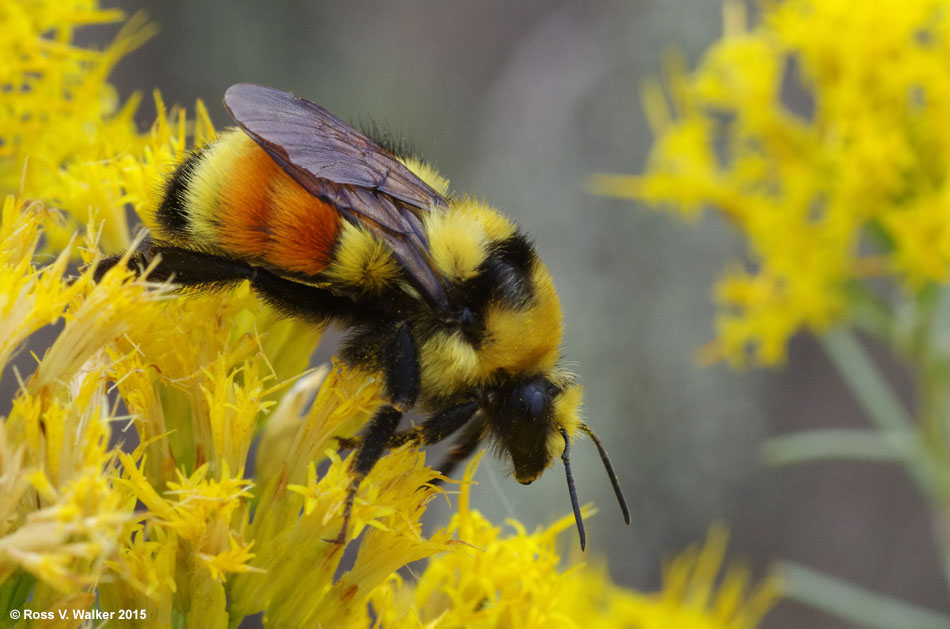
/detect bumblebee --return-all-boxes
[97,84,629,549]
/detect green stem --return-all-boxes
[762,428,911,465]
[820,329,936,496]
[821,329,912,432]
[781,561,950,628]
[822,328,950,588]
[917,286,950,590]
[846,278,895,343]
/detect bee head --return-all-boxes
[485,370,628,551]
[486,372,583,484]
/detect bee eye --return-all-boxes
[523,384,547,419]
[487,378,552,424]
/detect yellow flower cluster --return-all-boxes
[0,2,158,254]
[372,457,779,629]
[594,0,950,365]
[0,1,778,626]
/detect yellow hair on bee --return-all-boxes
[548,381,583,455]
[419,331,480,393]
[452,198,516,243]
[175,129,342,275]
[478,261,563,376]
[181,129,254,246]
[425,199,518,282]
[323,222,401,294]
[400,156,451,198]
[425,211,488,282]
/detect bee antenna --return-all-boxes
[580,422,631,525]
[559,427,587,551]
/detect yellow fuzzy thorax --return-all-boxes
[479,260,563,372]
[425,197,517,282]
[399,156,450,198]
[389,152,555,391]
[406,182,564,396]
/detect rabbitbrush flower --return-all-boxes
[594,0,950,626]
[593,0,950,367]
[0,1,778,626]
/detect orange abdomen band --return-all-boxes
[203,133,342,277]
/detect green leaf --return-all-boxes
[0,570,36,629]
[781,561,950,629]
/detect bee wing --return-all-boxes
[223,83,449,310]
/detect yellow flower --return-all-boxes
[0,196,152,614]
[604,526,780,629]
[0,2,449,623]
[0,1,158,254]
[369,455,779,628]
[593,0,950,365]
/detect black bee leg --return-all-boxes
[248,266,357,321]
[331,323,420,544]
[97,245,359,323]
[330,406,402,544]
[144,247,356,319]
[93,237,154,282]
[333,435,361,450]
[389,401,479,448]
[95,243,256,285]
[150,246,258,285]
[333,401,478,538]
[336,401,479,452]
[94,252,145,281]
[432,415,487,483]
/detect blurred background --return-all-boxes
[79,1,948,626]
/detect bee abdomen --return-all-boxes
[156,129,343,278]
[156,150,204,236]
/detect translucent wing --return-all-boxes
[223,83,449,309]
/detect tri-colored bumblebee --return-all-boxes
[97,84,629,549]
